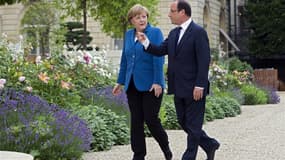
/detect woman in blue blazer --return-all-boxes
[112,4,172,160]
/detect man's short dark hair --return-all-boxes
[177,0,192,17]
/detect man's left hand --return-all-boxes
[193,87,204,101]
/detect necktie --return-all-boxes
[175,26,182,45]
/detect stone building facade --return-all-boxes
[0,0,244,61]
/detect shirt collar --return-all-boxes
[179,17,192,31]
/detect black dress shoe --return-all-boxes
[206,143,220,160]
[164,150,173,160]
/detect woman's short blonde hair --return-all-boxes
[127,4,149,23]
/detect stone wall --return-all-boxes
[0,4,24,41]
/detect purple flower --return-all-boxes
[0,88,93,158]
[84,86,129,111]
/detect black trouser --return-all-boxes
[127,79,169,160]
[174,96,218,160]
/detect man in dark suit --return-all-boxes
[136,0,220,160]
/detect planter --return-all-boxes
[0,151,33,160]
[253,68,279,90]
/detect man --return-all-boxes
[136,0,220,160]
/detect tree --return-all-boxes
[55,0,96,50]
[63,21,93,51]
[0,0,18,5]
[245,0,285,57]
[20,1,58,57]
[90,0,159,39]
[57,0,159,41]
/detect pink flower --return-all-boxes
[83,52,91,64]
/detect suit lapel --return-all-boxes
[176,21,194,54]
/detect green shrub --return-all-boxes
[225,98,241,115]
[228,56,253,73]
[205,104,215,122]
[95,106,130,145]
[0,35,114,108]
[216,98,237,117]
[160,95,180,130]
[206,95,241,119]
[72,105,130,151]
[212,87,245,105]
[206,96,225,119]
[81,86,130,125]
[241,84,268,105]
[71,105,114,151]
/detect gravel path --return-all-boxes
[83,92,285,160]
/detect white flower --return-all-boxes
[2,33,7,38]
[18,76,26,82]
[0,78,6,85]
[25,86,33,92]
[0,84,4,90]
[19,35,23,40]
[35,56,42,64]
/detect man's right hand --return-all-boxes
[136,32,146,43]
[136,32,150,49]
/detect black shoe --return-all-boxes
[206,142,220,160]
[164,150,173,160]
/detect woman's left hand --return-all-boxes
[149,84,162,97]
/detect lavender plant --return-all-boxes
[83,86,129,112]
[0,89,93,159]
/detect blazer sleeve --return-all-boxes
[194,28,211,88]
[149,29,165,87]
[146,37,169,57]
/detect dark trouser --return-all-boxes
[174,96,218,160]
[127,79,169,160]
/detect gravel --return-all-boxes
[83,92,285,160]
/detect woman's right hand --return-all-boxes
[112,84,122,96]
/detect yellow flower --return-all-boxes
[38,72,50,83]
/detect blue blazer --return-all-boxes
[117,24,165,92]
[146,21,211,98]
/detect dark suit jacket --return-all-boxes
[146,21,211,98]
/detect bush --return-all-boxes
[241,84,268,105]
[82,86,129,117]
[0,89,92,159]
[0,35,114,108]
[205,104,215,122]
[212,87,245,105]
[160,95,180,130]
[260,87,280,104]
[206,96,241,119]
[228,56,253,73]
[94,106,130,145]
[72,105,130,151]
[206,96,225,119]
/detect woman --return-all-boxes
[112,4,172,160]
